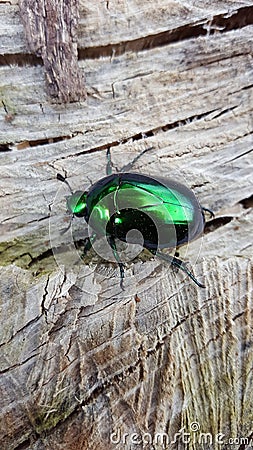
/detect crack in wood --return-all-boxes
[12,108,217,158]
[204,195,253,234]
[226,147,253,163]
[26,249,54,268]
[0,352,40,375]
[239,194,253,209]
[30,354,145,435]
[14,324,196,438]
[13,439,31,450]
[0,319,39,350]
[204,216,234,234]
[232,311,245,321]
[0,144,12,152]
[210,105,238,120]
[78,6,253,59]
[241,83,253,91]
[41,275,50,324]
[1,6,252,68]
[14,134,82,150]
[0,53,43,67]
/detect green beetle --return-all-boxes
[57,148,212,288]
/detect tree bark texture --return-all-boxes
[0,1,253,450]
[18,0,86,102]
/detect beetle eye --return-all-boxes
[67,191,87,217]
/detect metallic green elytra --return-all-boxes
[57,148,212,288]
[75,173,204,248]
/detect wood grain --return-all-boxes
[18,0,86,102]
[1,1,253,54]
[0,1,253,449]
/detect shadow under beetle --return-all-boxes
[57,147,213,289]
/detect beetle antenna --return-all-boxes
[119,146,154,172]
[57,173,73,194]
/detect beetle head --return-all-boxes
[67,191,87,218]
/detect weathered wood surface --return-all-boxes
[18,0,86,102]
[1,1,253,54]
[0,1,253,449]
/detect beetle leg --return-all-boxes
[108,235,125,289]
[57,172,73,194]
[155,250,205,288]
[201,206,215,219]
[81,233,97,257]
[119,146,154,172]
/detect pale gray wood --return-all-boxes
[0,2,253,450]
[1,26,252,141]
[78,0,253,50]
[0,27,252,260]
[1,1,253,53]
